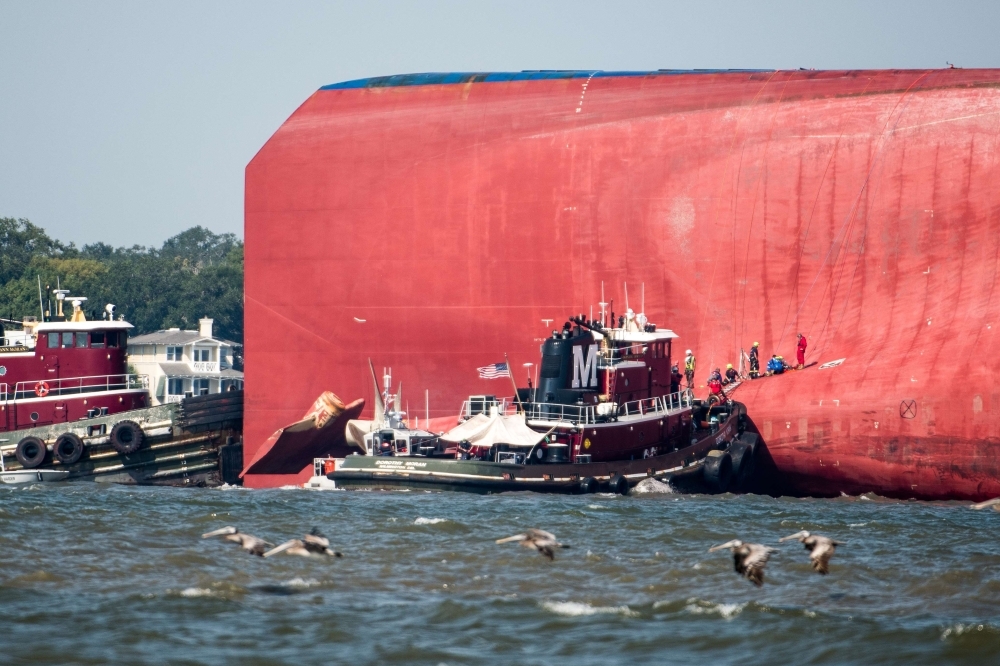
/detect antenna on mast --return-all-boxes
[624,282,630,312]
[641,282,645,314]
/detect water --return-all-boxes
[2,484,999,665]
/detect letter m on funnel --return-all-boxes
[572,344,599,388]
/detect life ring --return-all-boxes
[34,381,50,397]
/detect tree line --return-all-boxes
[0,217,244,343]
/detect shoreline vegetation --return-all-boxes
[0,217,243,344]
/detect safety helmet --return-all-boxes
[726,364,733,369]
[753,341,759,347]
[686,349,692,355]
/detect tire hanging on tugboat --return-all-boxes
[54,432,85,465]
[109,420,144,455]
[15,436,47,469]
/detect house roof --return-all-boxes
[129,329,238,346]
[157,362,244,379]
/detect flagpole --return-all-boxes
[504,353,524,413]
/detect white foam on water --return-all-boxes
[283,577,320,588]
[684,599,747,619]
[587,504,608,510]
[849,522,868,527]
[632,478,675,494]
[541,601,637,617]
[414,517,448,525]
[179,587,215,598]
[278,485,302,490]
[941,623,986,640]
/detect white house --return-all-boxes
[128,318,243,405]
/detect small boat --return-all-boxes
[327,311,758,495]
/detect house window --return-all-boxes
[167,346,183,361]
[168,378,185,395]
[194,348,211,362]
[193,378,210,395]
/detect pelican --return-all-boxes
[263,528,342,558]
[970,497,1000,511]
[779,531,844,575]
[708,540,776,586]
[202,526,273,556]
[495,528,569,560]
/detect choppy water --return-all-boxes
[2,484,999,665]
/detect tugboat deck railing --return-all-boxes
[0,374,148,401]
[459,389,694,427]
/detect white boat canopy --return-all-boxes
[441,411,547,448]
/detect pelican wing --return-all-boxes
[741,544,774,586]
[496,533,527,544]
[263,539,301,558]
[809,537,837,574]
[202,526,237,539]
[970,497,1000,510]
[304,533,330,549]
[525,528,557,542]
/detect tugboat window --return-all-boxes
[75,333,88,348]
[61,332,74,348]
[48,332,59,348]
[90,332,105,348]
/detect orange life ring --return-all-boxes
[34,381,50,397]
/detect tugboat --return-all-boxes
[328,311,757,494]
[1,292,244,486]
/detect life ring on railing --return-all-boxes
[34,381,50,397]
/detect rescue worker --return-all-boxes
[749,341,760,379]
[767,354,785,376]
[684,349,696,388]
[724,363,738,385]
[796,333,808,369]
[670,364,683,394]
[711,367,723,382]
[707,374,725,405]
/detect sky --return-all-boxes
[2,0,999,248]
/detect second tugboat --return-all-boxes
[328,310,757,494]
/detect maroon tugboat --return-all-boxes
[327,310,756,494]
[1,300,147,434]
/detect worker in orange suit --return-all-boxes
[796,333,808,369]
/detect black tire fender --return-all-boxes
[703,450,732,493]
[54,432,85,465]
[579,477,599,494]
[609,474,629,496]
[16,436,47,469]
[110,420,145,455]
[728,436,758,492]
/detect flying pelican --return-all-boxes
[202,526,273,557]
[263,528,342,558]
[708,540,776,586]
[970,497,1000,511]
[495,528,569,560]
[779,531,844,575]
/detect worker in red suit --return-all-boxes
[796,333,807,369]
[707,375,725,405]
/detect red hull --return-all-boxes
[245,69,1000,498]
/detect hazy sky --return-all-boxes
[2,1,999,247]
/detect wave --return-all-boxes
[680,598,748,620]
[632,478,674,494]
[414,517,449,525]
[541,601,638,617]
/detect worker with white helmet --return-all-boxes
[684,349,696,389]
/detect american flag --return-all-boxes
[477,362,510,379]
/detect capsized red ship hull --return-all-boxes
[245,69,1000,498]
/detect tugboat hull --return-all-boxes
[330,405,746,495]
